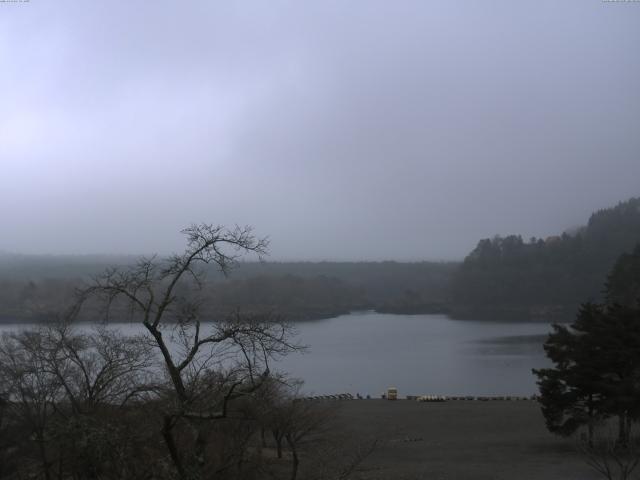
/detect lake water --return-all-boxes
[0,311,554,397]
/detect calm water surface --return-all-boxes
[0,312,553,396]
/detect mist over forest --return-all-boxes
[2,197,638,323]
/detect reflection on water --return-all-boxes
[470,334,548,356]
[0,312,553,396]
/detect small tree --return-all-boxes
[534,303,608,444]
[255,380,334,480]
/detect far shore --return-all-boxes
[0,307,567,325]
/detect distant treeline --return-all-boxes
[221,261,456,317]
[450,197,640,320]
[0,256,457,322]
[1,197,639,323]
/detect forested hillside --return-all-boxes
[451,197,640,320]
[0,256,456,322]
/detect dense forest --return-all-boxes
[451,197,640,320]
[0,256,456,322]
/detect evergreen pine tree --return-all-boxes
[534,248,640,445]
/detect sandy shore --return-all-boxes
[334,399,600,480]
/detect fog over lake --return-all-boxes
[0,312,552,396]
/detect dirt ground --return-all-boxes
[333,399,601,480]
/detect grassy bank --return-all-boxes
[334,399,599,480]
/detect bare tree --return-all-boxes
[0,330,63,480]
[0,323,158,480]
[579,434,640,480]
[252,378,378,480]
[256,381,335,480]
[73,224,300,479]
[37,323,155,412]
[283,399,336,480]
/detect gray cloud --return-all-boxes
[1,0,639,260]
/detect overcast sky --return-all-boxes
[1,1,639,261]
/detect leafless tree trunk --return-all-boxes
[580,434,640,480]
[72,224,300,479]
[285,432,300,480]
